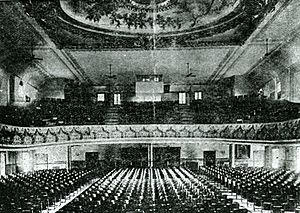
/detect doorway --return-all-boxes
[153,147,181,167]
[121,147,148,168]
[204,151,216,167]
[86,152,99,169]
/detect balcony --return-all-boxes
[1,117,299,148]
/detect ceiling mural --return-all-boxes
[20,0,279,49]
[62,0,238,34]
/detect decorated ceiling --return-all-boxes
[21,0,278,49]
[62,0,238,34]
[1,0,294,87]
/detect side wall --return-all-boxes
[2,142,299,176]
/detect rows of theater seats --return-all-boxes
[0,169,97,213]
[0,97,299,127]
[2,166,297,212]
[200,166,300,213]
[192,97,300,124]
[0,100,182,126]
[58,167,249,213]
[0,99,106,127]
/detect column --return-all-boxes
[229,144,236,168]
[187,90,191,106]
[149,144,153,168]
[148,144,151,167]
[0,152,6,176]
[148,144,154,168]
[274,78,278,100]
[29,150,35,172]
[288,67,292,102]
[67,146,72,171]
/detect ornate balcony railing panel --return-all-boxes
[0,118,300,146]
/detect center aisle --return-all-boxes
[57,167,250,213]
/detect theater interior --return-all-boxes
[1,0,300,212]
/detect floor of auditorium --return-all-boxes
[36,167,300,213]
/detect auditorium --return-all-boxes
[1,0,300,212]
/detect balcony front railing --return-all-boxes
[1,117,300,146]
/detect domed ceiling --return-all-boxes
[61,0,239,35]
[1,0,284,87]
[21,0,278,49]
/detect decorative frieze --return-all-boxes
[0,118,300,146]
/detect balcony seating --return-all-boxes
[192,97,300,124]
[0,99,106,127]
[0,169,98,213]
[58,167,249,213]
[0,97,300,146]
[1,97,299,127]
[199,166,300,212]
